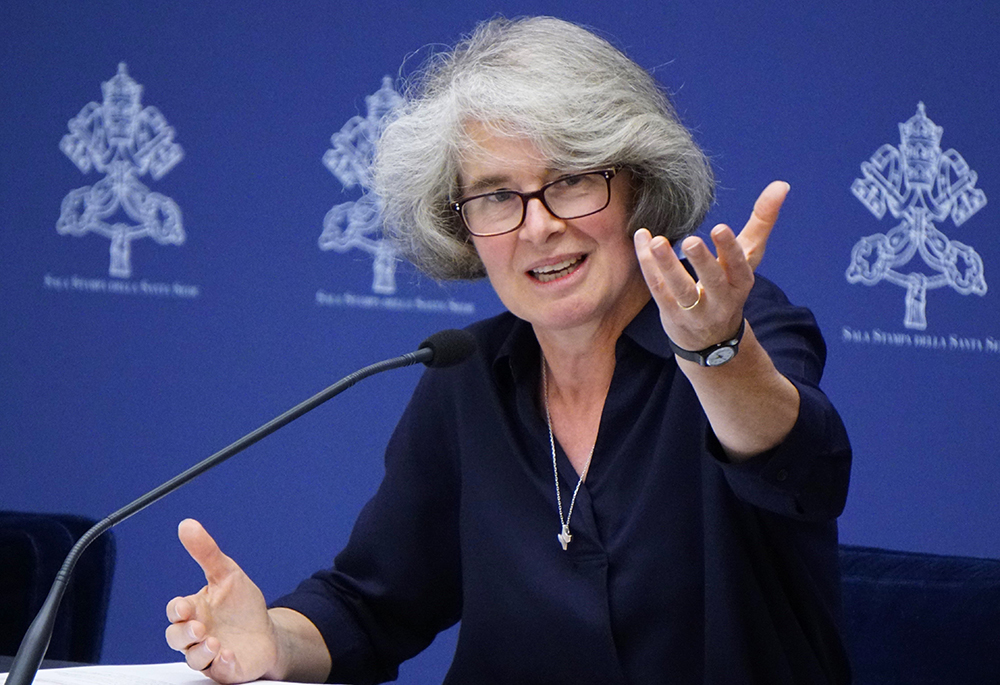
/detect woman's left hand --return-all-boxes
[633,181,789,351]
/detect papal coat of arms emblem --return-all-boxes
[319,77,403,295]
[57,63,185,278]
[846,102,987,330]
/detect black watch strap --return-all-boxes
[668,318,746,367]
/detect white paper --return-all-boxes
[1,662,322,685]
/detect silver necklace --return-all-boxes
[542,359,596,551]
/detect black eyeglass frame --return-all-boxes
[451,168,619,237]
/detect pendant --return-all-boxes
[557,524,572,550]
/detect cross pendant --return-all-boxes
[557,524,572,550]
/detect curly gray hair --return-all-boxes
[372,15,714,281]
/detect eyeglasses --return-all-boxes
[451,168,618,237]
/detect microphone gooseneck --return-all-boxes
[4,330,476,685]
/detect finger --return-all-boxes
[633,229,670,294]
[166,595,193,623]
[737,180,789,270]
[209,648,240,684]
[165,619,205,651]
[178,518,238,585]
[711,224,755,289]
[185,635,221,672]
[678,235,726,292]
[634,229,700,308]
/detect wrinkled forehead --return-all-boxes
[454,119,555,188]
[455,119,578,192]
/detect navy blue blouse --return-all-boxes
[273,275,852,684]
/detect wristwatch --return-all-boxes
[668,318,746,367]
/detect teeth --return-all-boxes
[531,257,583,282]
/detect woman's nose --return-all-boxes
[518,197,565,243]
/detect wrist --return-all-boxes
[262,609,290,681]
[668,318,746,367]
[265,608,331,683]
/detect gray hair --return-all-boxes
[372,15,715,281]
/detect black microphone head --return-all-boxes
[418,329,477,368]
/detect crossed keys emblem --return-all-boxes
[847,103,987,330]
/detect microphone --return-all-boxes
[415,328,477,368]
[4,329,476,685]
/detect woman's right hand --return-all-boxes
[165,519,281,684]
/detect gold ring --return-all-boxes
[678,283,703,311]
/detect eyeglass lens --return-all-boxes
[461,171,611,236]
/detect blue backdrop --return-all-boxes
[2,1,997,682]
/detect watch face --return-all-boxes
[705,346,736,366]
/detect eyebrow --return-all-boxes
[461,168,571,197]
[462,174,515,196]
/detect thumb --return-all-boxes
[178,518,238,585]
[739,180,789,271]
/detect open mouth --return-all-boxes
[530,255,586,283]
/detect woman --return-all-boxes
[165,16,851,684]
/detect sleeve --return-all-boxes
[270,368,463,684]
[708,275,852,522]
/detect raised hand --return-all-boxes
[633,181,789,351]
[165,519,280,684]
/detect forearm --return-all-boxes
[678,322,800,462]
[265,608,332,683]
